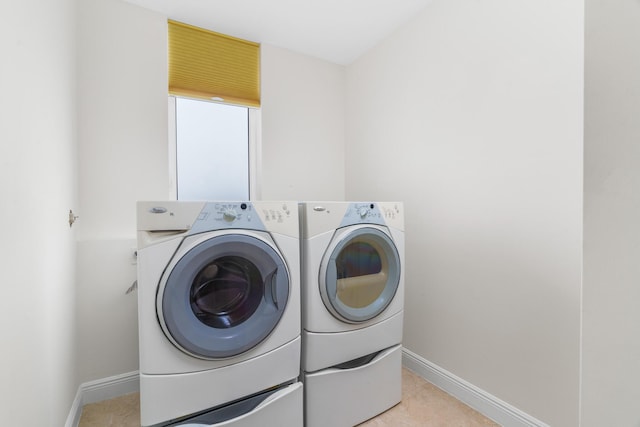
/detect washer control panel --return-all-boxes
[189,201,297,236]
[212,202,251,223]
[192,202,259,228]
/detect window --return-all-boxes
[167,21,260,201]
[169,97,258,201]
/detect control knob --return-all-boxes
[223,208,237,222]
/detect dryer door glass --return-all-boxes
[322,227,400,323]
[336,241,384,308]
[159,234,290,359]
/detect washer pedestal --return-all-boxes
[168,382,303,427]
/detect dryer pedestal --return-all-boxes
[303,344,402,427]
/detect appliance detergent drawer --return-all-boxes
[304,344,402,427]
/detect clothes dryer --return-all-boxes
[137,201,302,427]
[300,201,405,427]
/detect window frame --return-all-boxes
[168,95,261,201]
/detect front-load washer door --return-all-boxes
[319,225,401,323]
[157,233,290,359]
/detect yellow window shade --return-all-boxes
[168,20,260,107]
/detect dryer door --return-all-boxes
[158,233,290,359]
[320,226,401,323]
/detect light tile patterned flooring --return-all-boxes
[79,368,499,426]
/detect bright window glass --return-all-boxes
[175,97,249,200]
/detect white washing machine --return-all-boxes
[136,201,303,427]
[300,201,405,427]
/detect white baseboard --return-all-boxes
[401,349,549,427]
[66,354,547,427]
[65,371,140,427]
[65,387,84,427]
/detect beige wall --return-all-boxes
[77,0,170,242]
[0,0,78,425]
[260,44,346,201]
[75,0,168,383]
[345,0,583,425]
[582,0,640,425]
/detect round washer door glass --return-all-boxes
[158,234,289,359]
[321,226,400,323]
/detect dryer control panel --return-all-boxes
[340,202,383,226]
[339,202,403,229]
